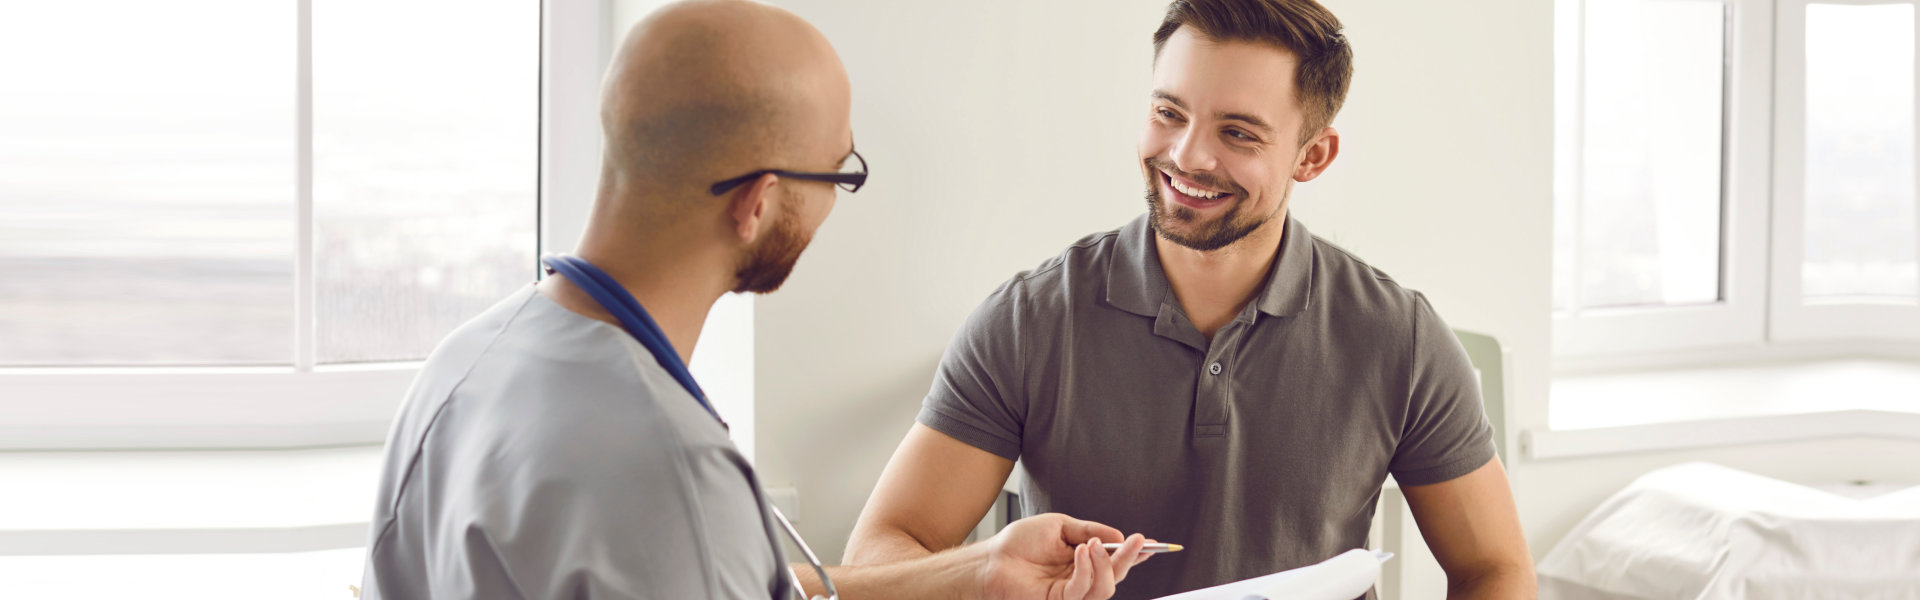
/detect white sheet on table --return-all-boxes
[1537,462,1920,600]
[1151,548,1383,600]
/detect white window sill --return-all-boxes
[0,445,381,555]
[2,549,367,600]
[1527,359,1920,459]
[0,366,413,451]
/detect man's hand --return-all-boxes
[979,513,1155,600]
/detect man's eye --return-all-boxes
[1156,108,1180,120]
[1226,129,1254,141]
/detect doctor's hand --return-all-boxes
[978,513,1155,600]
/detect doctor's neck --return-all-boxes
[539,218,735,367]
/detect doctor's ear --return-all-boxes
[1293,126,1340,183]
[725,172,780,244]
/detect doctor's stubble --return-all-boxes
[732,206,808,294]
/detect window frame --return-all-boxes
[1769,0,1920,341]
[0,0,610,450]
[1554,0,1775,360]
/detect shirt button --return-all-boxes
[1208,362,1223,375]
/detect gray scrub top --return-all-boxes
[361,285,791,599]
[919,214,1495,600]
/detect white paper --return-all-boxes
[1151,548,1387,600]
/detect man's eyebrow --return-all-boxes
[1152,90,1275,135]
[1221,111,1273,134]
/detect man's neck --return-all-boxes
[535,243,730,366]
[1155,213,1287,340]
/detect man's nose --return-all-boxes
[1169,126,1218,175]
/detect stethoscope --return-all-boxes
[541,254,838,600]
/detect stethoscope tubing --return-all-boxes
[773,504,839,600]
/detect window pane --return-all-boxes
[1802,3,1918,300]
[1576,0,1725,309]
[314,0,539,363]
[0,2,294,366]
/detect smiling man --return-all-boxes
[842,0,1534,598]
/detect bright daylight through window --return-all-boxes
[1557,0,1725,314]
[0,0,538,367]
[1801,3,1916,301]
[0,1,296,365]
[1557,0,1920,357]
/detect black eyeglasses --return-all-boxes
[709,149,869,196]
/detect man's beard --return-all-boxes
[732,210,810,294]
[1143,157,1272,252]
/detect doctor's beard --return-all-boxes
[732,209,810,294]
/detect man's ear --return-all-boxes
[1293,126,1341,182]
[726,172,780,244]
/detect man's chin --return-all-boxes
[732,262,797,294]
[1154,212,1265,252]
[732,217,811,294]
[1153,210,1221,239]
[1154,226,1214,251]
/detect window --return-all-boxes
[0,0,546,448]
[1555,0,1920,360]
[0,0,538,368]
[1555,0,1770,359]
[0,0,298,366]
[314,0,540,364]
[1564,0,1726,311]
[1771,0,1920,341]
[1799,3,1917,301]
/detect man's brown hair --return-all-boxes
[1152,0,1353,144]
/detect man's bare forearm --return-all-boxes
[791,542,986,600]
[842,523,946,566]
[1447,564,1537,600]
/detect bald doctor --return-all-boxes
[358,1,1153,599]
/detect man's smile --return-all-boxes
[1161,170,1235,209]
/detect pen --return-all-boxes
[1102,542,1183,554]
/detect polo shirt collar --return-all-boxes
[1105,215,1165,318]
[1104,213,1315,319]
[1255,216,1315,318]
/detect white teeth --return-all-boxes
[1169,177,1223,199]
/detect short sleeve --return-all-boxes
[916,283,1028,461]
[434,426,723,600]
[395,382,787,600]
[1388,293,1497,486]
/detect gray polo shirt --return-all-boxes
[362,286,792,600]
[918,214,1494,600]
